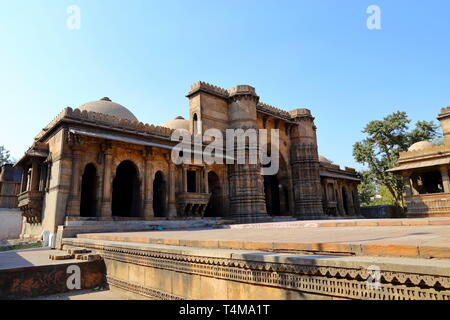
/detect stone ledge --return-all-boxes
[62,237,450,300]
[75,232,450,260]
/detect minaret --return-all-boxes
[437,107,450,145]
[289,108,324,218]
[227,85,269,222]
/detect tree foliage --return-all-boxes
[0,145,12,166]
[357,171,376,206]
[353,111,440,207]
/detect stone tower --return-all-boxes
[289,108,324,218]
[438,107,450,145]
[227,85,269,222]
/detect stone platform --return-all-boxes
[75,218,450,259]
[59,218,450,300]
[0,249,104,299]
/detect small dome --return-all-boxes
[78,98,138,122]
[319,155,333,164]
[408,141,434,152]
[161,116,190,131]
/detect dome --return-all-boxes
[161,116,190,131]
[319,155,333,164]
[78,97,138,122]
[408,141,434,152]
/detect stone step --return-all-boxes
[67,248,91,255]
[74,254,102,261]
[49,253,73,261]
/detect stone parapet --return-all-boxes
[186,81,229,98]
[257,102,292,120]
[63,237,450,300]
[35,107,173,142]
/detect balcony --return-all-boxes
[176,192,211,218]
[18,190,44,223]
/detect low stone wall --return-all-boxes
[360,205,403,219]
[55,219,224,249]
[0,259,105,299]
[0,208,22,240]
[407,194,450,217]
[63,237,450,300]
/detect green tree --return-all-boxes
[0,145,11,166]
[353,111,440,208]
[357,171,377,206]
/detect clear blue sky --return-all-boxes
[1,0,449,170]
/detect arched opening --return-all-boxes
[262,151,289,216]
[205,171,223,217]
[193,113,199,135]
[264,174,281,216]
[80,163,97,217]
[153,171,166,217]
[342,187,349,215]
[112,160,141,217]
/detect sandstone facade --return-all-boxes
[15,82,360,238]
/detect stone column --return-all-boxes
[402,171,413,198]
[440,166,450,193]
[203,168,209,193]
[227,85,269,223]
[183,167,187,192]
[30,159,41,192]
[21,165,29,193]
[67,147,82,217]
[337,185,345,215]
[345,185,355,216]
[166,155,178,218]
[143,150,154,220]
[411,176,420,196]
[288,109,324,218]
[196,168,201,193]
[100,149,113,218]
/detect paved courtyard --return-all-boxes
[76,218,450,259]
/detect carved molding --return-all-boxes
[63,239,450,300]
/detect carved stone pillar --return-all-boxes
[440,166,450,193]
[21,165,29,192]
[30,159,41,192]
[67,147,83,217]
[227,85,269,223]
[100,149,113,218]
[337,185,345,215]
[345,185,355,216]
[143,149,154,220]
[402,171,413,198]
[203,168,209,193]
[289,109,324,218]
[166,155,178,218]
[182,167,187,192]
